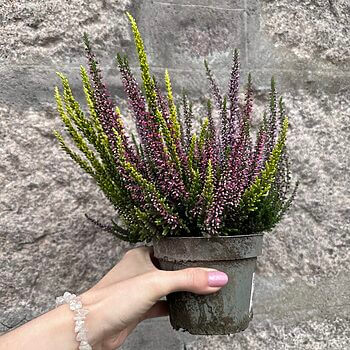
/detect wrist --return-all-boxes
[77,290,105,347]
[0,290,103,350]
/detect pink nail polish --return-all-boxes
[208,271,228,287]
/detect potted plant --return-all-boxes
[53,12,298,335]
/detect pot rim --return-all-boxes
[152,233,264,260]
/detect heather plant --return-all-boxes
[53,12,298,243]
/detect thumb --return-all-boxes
[149,267,229,301]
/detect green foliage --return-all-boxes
[126,11,157,116]
[241,117,289,213]
[165,69,182,141]
[188,134,197,175]
[53,12,298,242]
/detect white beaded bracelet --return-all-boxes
[55,291,92,350]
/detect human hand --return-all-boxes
[80,246,229,349]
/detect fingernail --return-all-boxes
[208,271,228,287]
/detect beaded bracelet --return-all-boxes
[55,291,92,350]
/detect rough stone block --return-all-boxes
[137,1,247,71]
[0,103,132,333]
[246,3,314,72]
[0,0,137,65]
[255,89,350,281]
[120,318,184,350]
[259,0,350,70]
[253,274,350,321]
[185,315,350,349]
[247,0,350,72]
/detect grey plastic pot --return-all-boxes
[152,234,263,335]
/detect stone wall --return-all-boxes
[1,1,349,349]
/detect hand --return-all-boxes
[80,246,228,349]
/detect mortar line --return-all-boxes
[2,64,350,76]
[152,1,244,12]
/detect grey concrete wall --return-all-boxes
[1,0,349,349]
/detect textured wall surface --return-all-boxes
[1,0,349,349]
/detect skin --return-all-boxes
[0,246,227,349]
